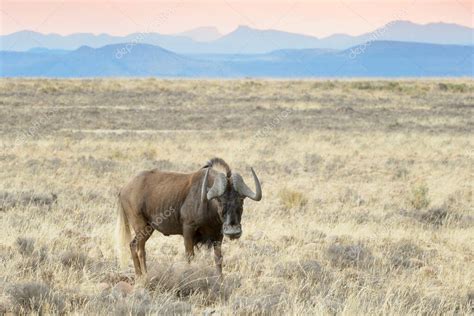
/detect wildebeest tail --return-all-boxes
[116,196,131,269]
[203,157,231,177]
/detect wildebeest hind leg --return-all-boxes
[129,237,141,276]
[137,225,153,276]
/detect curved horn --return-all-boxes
[200,167,210,205]
[232,167,262,201]
[207,172,227,200]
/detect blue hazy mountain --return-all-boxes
[1,41,472,77]
[0,30,199,53]
[373,21,472,45]
[0,26,320,54]
[0,44,227,77]
[27,47,70,55]
[1,21,472,53]
[175,27,222,42]
[320,21,474,49]
[337,41,473,77]
[199,25,321,53]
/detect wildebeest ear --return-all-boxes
[207,173,227,200]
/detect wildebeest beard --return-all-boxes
[192,232,216,249]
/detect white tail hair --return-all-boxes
[116,198,131,269]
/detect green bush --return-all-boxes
[408,183,430,210]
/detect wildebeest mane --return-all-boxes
[203,157,231,177]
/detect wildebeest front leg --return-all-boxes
[183,225,195,263]
[213,240,223,278]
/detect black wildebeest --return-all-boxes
[116,158,262,277]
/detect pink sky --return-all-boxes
[0,0,472,37]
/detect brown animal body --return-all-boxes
[116,158,262,277]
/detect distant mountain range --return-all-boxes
[1,41,472,77]
[1,21,472,54]
[175,27,222,42]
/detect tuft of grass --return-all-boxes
[388,239,427,269]
[419,208,448,227]
[304,153,323,173]
[6,282,65,313]
[325,241,373,269]
[0,191,57,211]
[278,188,308,210]
[408,182,430,210]
[141,148,157,160]
[438,82,469,93]
[38,85,59,94]
[15,237,35,256]
[60,251,88,269]
[338,187,363,206]
[351,81,373,90]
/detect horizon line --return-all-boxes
[1,19,472,38]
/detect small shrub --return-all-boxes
[278,188,308,210]
[141,148,157,160]
[60,251,88,269]
[389,239,427,269]
[324,157,345,178]
[6,282,65,313]
[386,157,411,180]
[352,82,373,90]
[438,83,448,91]
[0,191,57,211]
[147,262,224,299]
[274,260,323,281]
[393,166,409,180]
[304,153,323,172]
[419,208,448,227]
[438,82,468,93]
[338,187,363,206]
[325,242,373,269]
[443,189,472,213]
[408,183,430,210]
[14,241,48,271]
[386,81,402,91]
[467,291,474,311]
[337,106,355,113]
[15,237,35,256]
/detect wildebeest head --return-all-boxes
[200,166,262,239]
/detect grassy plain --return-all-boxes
[0,78,472,314]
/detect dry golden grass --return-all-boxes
[0,78,473,314]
